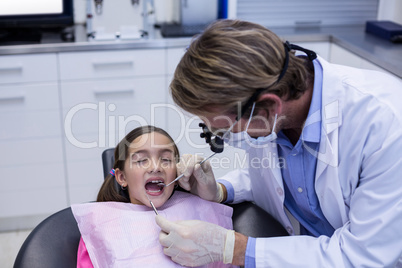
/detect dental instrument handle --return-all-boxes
[146,193,159,215]
[163,173,185,187]
[149,200,159,215]
[164,152,217,187]
[199,152,217,165]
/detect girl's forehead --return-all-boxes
[128,132,175,154]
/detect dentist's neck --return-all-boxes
[281,82,314,145]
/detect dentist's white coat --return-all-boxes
[220,57,402,267]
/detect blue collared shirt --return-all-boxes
[276,59,334,238]
[219,59,335,268]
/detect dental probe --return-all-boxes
[160,152,217,188]
[146,194,158,215]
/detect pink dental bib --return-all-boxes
[72,191,236,268]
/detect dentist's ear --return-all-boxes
[256,93,283,117]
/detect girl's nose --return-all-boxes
[148,158,162,173]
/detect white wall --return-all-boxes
[377,0,402,24]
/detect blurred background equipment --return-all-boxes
[86,0,155,41]
[159,0,226,37]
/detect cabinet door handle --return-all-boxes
[92,60,134,69]
[93,89,134,99]
[0,66,23,73]
[0,94,25,104]
[295,20,322,27]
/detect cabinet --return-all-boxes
[58,49,168,204]
[0,54,67,230]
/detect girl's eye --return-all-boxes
[162,158,172,162]
[135,159,149,165]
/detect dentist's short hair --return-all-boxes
[170,19,314,117]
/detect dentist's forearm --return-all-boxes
[232,232,248,266]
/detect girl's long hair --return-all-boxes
[96,126,180,202]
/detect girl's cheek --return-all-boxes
[169,169,177,180]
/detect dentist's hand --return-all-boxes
[155,215,235,267]
[177,154,225,203]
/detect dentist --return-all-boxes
[156,19,402,267]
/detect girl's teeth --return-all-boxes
[148,189,161,193]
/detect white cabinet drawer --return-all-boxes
[65,145,110,204]
[0,138,63,167]
[0,188,67,217]
[167,47,187,75]
[0,139,66,217]
[63,102,168,137]
[0,83,61,140]
[0,109,61,140]
[65,134,107,161]
[0,163,66,196]
[69,183,102,204]
[68,159,104,204]
[64,114,168,160]
[0,83,59,112]
[0,184,67,217]
[58,49,166,80]
[0,54,58,84]
[61,77,168,136]
[67,159,103,191]
[60,77,166,107]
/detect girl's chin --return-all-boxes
[145,193,172,208]
[149,198,168,208]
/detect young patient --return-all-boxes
[72,125,236,268]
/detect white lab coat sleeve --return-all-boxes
[252,113,402,268]
[218,168,253,204]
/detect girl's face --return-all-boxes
[115,132,177,208]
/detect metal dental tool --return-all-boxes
[158,152,217,188]
[146,194,158,215]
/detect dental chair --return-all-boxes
[14,149,288,268]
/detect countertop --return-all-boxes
[0,24,401,78]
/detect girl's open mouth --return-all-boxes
[145,179,164,196]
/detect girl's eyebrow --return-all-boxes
[159,149,174,154]
[131,148,174,156]
[131,150,148,156]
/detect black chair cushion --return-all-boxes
[14,207,81,268]
[231,202,289,238]
[101,148,115,179]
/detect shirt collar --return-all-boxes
[300,59,323,143]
